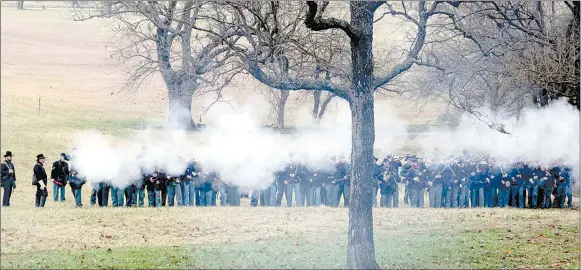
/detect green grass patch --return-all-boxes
[3,223,577,269]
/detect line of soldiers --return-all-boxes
[60,152,581,209]
[376,153,576,209]
[0,149,576,209]
[88,153,352,208]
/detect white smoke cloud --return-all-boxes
[69,99,408,190]
[70,97,577,190]
[418,98,580,177]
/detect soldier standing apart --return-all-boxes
[33,154,48,207]
[1,151,16,206]
[50,153,69,202]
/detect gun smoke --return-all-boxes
[419,99,579,179]
[71,99,578,190]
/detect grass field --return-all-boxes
[1,205,579,269]
[1,6,580,269]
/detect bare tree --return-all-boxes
[312,90,335,121]
[16,1,24,10]
[203,1,460,268]
[393,1,579,135]
[260,87,290,129]
[73,1,241,129]
[439,1,580,109]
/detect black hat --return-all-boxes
[60,153,69,161]
[36,154,45,160]
[383,158,389,163]
[3,151,12,157]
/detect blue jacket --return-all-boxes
[469,172,485,189]
[562,168,571,185]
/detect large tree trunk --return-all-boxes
[568,1,580,109]
[346,3,379,269]
[277,90,290,129]
[166,77,196,130]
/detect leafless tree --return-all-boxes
[439,1,580,109]
[259,87,290,129]
[312,90,336,121]
[16,1,24,10]
[199,1,462,268]
[73,1,242,129]
[395,1,579,134]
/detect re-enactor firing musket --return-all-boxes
[382,163,401,193]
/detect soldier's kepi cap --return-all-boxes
[60,153,69,161]
[36,154,45,160]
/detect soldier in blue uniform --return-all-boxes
[457,160,470,208]
[408,164,426,208]
[470,166,485,207]
[33,154,48,207]
[510,163,524,207]
[543,172,556,209]
[50,153,69,202]
[498,171,511,208]
[400,157,412,205]
[440,157,457,208]
[1,151,16,207]
[281,160,303,207]
[307,164,328,207]
[562,166,573,208]
[334,154,350,207]
[68,166,86,207]
[166,173,179,206]
[145,171,160,207]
